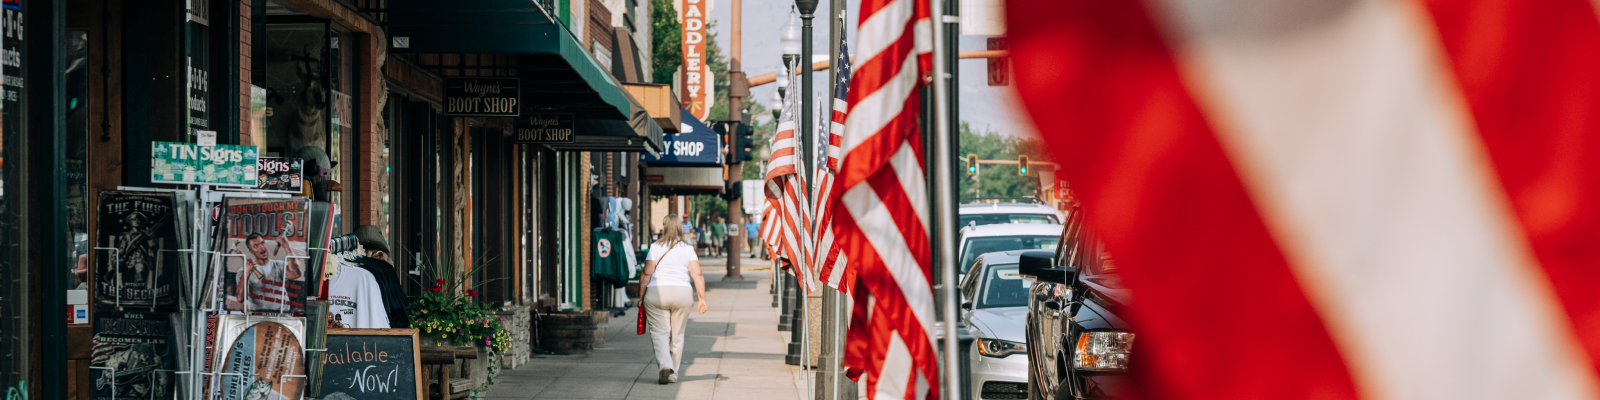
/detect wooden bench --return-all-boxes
[421,345,480,399]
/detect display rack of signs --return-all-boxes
[513,113,576,143]
[151,141,260,187]
[443,77,521,116]
[256,157,305,193]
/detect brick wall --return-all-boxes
[238,0,253,145]
[356,33,383,225]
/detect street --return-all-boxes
[482,257,811,400]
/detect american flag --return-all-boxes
[832,0,938,397]
[812,15,852,292]
[765,69,819,293]
[1008,0,1600,399]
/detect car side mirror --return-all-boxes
[1019,251,1075,286]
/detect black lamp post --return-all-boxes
[785,0,820,366]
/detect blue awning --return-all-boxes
[643,109,723,166]
[386,0,631,121]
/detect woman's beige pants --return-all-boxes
[644,285,693,372]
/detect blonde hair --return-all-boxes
[657,214,688,247]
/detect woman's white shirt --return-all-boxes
[646,242,698,287]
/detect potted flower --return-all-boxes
[408,253,511,396]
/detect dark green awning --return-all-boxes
[386,0,631,120]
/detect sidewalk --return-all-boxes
[482,254,811,400]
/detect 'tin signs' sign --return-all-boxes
[444,78,521,116]
[513,114,576,143]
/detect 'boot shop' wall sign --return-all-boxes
[444,77,521,116]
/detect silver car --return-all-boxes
[960,250,1036,399]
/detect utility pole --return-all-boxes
[724,0,746,281]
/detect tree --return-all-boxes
[650,0,682,85]
[958,122,1050,200]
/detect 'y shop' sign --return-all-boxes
[444,78,520,116]
[513,114,575,143]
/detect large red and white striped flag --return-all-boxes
[767,85,819,293]
[1008,0,1600,399]
[812,13,854,293]
[832,0,937,397]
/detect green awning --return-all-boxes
[386,0,631,120]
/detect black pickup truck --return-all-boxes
[1018,206,1134,400]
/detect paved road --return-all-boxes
[482,255,811,400]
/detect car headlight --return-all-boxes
[1074,332,1134,371]
[976,338,1026,358]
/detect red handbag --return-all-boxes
[636,301,647,335]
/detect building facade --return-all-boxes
[3,0,664,397]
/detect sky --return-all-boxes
[705,0,1038,138]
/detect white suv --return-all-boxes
[959,203,1062,228]
[957,223,1063,277]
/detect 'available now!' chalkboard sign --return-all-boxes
[444,78,520,116]
[315,329,424,400]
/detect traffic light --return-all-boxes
[967,154,978,175]
[1018,155,1029,176]
[737,123,756,162]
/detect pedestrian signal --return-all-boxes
[1018,155,1029,176]
[967,154,978,175]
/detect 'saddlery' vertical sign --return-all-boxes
[443,77,521,116]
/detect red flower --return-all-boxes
[429,286,441,293]
[435,278,445,285]
[466,289,478,297]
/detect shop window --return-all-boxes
[0,0,27,390]
[66,30,90,291]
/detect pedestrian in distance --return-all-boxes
[637,214,709,384]
[710,216,726,257]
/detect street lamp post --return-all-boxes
[784,0,819,366]
[776,11,801,333]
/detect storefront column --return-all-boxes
[31,0,72,397]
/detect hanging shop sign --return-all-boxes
[443,77,521,116]
[678,0,713,120]
[257,157,305,193]
[643,110,720,165]
[512,113,576,143]
[151,141,260,187]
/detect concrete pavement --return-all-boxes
[481,255,814,400]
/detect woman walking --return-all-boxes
[638,214,708,384]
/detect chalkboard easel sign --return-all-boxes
[316,329,425,400]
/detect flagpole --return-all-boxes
[926,0,962,397]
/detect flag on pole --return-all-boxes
[832,0,937,397]
[766,69,819,293]
[813,17,853,292]
[1007,0,1600,399]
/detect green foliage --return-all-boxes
[692,195,728,221]
[959,122,1050,200]
[650,0,682,85]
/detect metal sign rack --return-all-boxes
[95,184,330,400]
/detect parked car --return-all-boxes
[957,223,1063,279]
[1019,206,1133,400]
[960,203,1062,227]
[959,250,1040,399]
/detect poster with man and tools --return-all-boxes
[217,197,312,315]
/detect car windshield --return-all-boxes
[959,213,1060,227]
[979,264,1029,308]
[960,235,1061,274]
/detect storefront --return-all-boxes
[9,0,665,396]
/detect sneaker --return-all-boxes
[668,372,679,383]
[659,368,673,384]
